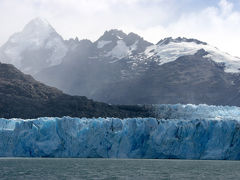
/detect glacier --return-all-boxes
[144,41,240,73]
[1,104,240,159]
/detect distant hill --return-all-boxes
[0,62,152,118]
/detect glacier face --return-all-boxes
[1,104,240,159]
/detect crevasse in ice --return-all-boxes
[1,104,240,159]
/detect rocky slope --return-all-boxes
[0,62,152,118]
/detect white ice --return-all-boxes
[1,104,240,159]
[144,42,240,73]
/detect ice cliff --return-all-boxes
[1,104,240,159]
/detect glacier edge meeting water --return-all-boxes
[1,104,240,160]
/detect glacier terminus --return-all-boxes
[1,104,240,160]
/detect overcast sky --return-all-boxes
[1,0,240,57]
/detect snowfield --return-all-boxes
[144,41,240,73]
[1,104,240,159]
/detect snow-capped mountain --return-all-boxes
[95,29,152,59]
[2,18,240,106]
[0,18,68,74]
[36,32,240,105]
[145,37,240,73]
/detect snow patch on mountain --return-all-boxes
[144,41,240,73]
[106,40,141,60]
[130,40,138,51]
[106,40,130,59]
[97,40,112,49]
[204,48,240,73]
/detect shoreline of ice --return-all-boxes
[1,104,240,159]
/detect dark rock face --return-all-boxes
[0,62,152,118]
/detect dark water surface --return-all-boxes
[0,158,240,179]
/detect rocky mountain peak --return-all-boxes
[23,17,54,33]
[95,29,127,51]
[157,37,207,46]
[9,17,56,45]
[0,17,68,75]
[98,29,127,42]
[124,32,149,46]
[95,30,152,58]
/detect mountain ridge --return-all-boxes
[2,18,240,106]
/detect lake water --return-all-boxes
[0,158,240,179]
